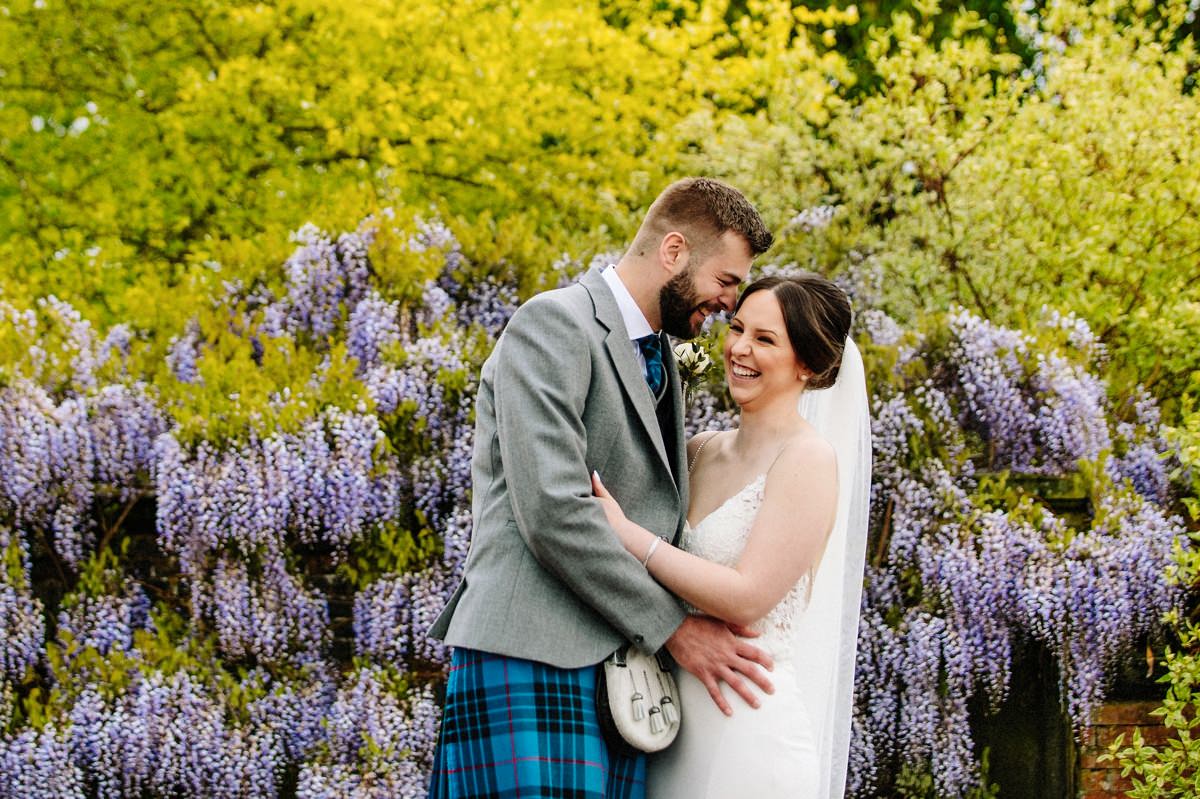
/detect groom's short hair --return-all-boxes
[634,177,772,261]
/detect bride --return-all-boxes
[593,273,871,798]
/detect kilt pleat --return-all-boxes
[429,648,646,799]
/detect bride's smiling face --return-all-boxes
[723,289,807,405]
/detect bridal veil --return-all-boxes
[794,337,872,798]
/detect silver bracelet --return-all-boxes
[641,536,661,568]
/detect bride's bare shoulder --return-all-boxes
[761,432,838,518]
[686,429,726,471]
[773,429,837,474]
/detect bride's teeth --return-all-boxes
[732,365,759,378]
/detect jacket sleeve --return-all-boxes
[492,296,687,654]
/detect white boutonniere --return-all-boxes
[673,341,712,404]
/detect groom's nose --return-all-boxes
[717,287,737,312]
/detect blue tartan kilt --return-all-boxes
[428,648,646,799]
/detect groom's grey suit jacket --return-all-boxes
[430,266,690,668]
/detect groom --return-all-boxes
[428,178,774,799]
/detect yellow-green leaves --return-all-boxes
[1,0,848,319]
[164,326,369,447]
[691,0,1200,411]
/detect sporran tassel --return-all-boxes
[648,706,665,734]
[631,690,646,721]
[660,695,679,726]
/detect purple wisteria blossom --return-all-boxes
[847,574,904,797]
[838,307,1188,795]
[0,381,95,565]
[408,215,519,332]
[1032,351,1111,471]
[683,390,738,438]
[156,407,400,664]
[246,666,339,762]
[66,669,284,799]
[1108,386,1173,503]
[947,309,1039,471]
[166,320,204,385]
[417,281,454,328]
[297,667,440,799]
[0,215,1188,799]
[156,408,399,571]
[264,224,373,340]
[98,323,134,368]
[57,578,152,657]
[458,278,518,335]
[0,527,44,681]
[408,217,464,274]
[0,722,84,799]
[39,295,100,392]
[787,204,838,231]
[88,382,167,498]
[347,292,402,373]
[362,333,471,420]
[202,552,329,665]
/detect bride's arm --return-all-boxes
[593,438,837,627]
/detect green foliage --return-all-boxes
[1168,400,1200,522]
[338,522,439,590]
[166,326,371,447]
[65,542,127,601]
[691,0,1200,414]
[44,596,289,725]
[0,0,849,322]
[1105,578,1200,796]
[1107,390,1200,792]
[807,0,1034,95]
[2,536,28,589]
[0,1,1197,793]
[0,295,141,393]
[893,748,1001,799]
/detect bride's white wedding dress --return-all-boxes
[646,338,870,798]
[648,473,820,798]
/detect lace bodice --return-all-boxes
[680,474,810,661]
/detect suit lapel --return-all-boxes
[658,331,690,545]
[583,269,673,478]
[659,331,688,490]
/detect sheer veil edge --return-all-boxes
[794,337,872,798]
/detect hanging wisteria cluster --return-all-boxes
[296,668,440,799]
[0,213,1190,799]
[0,524,43,682]
[0,315,166,567]
[839,307,1188,797]
[0,213,501,799]
[154,407,401,666]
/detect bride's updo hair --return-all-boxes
[732,273,852,390]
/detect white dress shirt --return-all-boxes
[602,264,657,374]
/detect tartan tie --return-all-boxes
[637,334,665,396]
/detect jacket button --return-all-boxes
[633,635,645,643]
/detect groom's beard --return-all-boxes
[659,268,705,339]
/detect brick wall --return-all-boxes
[1076,701,1168,799]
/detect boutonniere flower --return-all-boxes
[673,341,712,404]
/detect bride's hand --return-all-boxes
[591,472,642,554]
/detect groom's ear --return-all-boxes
[658,231,691,276]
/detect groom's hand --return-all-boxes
[664,615,774,716]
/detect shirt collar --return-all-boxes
[601,265,655,341]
